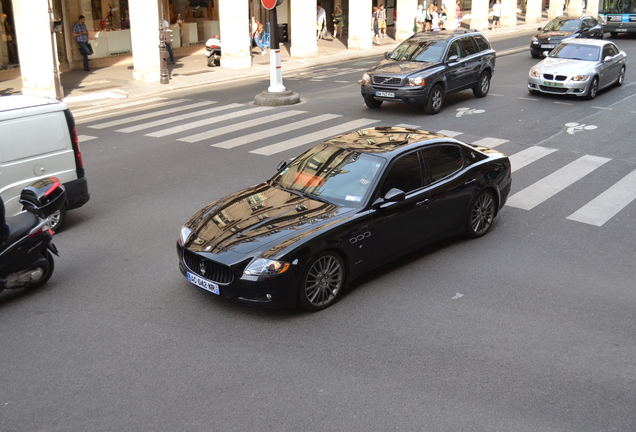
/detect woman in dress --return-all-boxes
[333,5,344,38]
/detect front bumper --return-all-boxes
[177,244,299,308]
[361,83,430,105]
[527,75,589,97]
[530,42,557,56]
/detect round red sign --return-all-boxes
[261,0,276,9]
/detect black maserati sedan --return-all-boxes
[177,127,512,312]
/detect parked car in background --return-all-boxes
[360,29,496,115]
[528,39,626,99]
[530,15,604,58]
[177,127,511,311]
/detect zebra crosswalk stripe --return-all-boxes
[567,169,636,226]
[179,110,306,143]
[88,101,216,129]
[509,146,557,173]
[506,155,611,210]
[73,97,168,119]
[250,118,380,156]
[213,113,341,149]
[472,137,508,148]
[117,104,245,133]
[145,105,265,138]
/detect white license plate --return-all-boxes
[375,91,395,97]
[543,81,564,87]
[540,44,556,49]
[187,272,220,295]
[616,28,627,32]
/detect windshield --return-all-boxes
[600,0,636,13]
[550,43,600,61]
[271,144,385,208]
[388,40,446,63]
[543,18,581,32]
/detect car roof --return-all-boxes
[552,14,594,20]
[561,38,612,47]
[408,29,483,43]
[323,127,458,156]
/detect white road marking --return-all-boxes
[88,101,216,129]
[178,110,306,143]
[472,137,508,148]
[436,129,463,137]
[77,135,98,142]
[117,104,243,133]
[395,123,421,129]
[590,106,612,110]
[508,146,557,173]
[72,97,167,118]
[567,169,636,226]
[518,97,538,101]
[213,113,341,149]
[250,118,380,156]
[145,105,267,138]
[553,101,573,105]
[506,155,611,210]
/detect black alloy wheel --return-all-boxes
[473,71,491,98]
[364,97,383,108]
[466,191,496,238]
[617,66,625,86]
[26,251,55,289]
[299,252,345,311]
[424,84,444,115]
[586,77,599,100]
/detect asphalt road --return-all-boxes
[1,34,635,432]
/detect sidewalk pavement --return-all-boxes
[0,21,544,110]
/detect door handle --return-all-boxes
[464,179,477,186]
[416,199,430,206]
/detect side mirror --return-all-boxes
[603,55,613,63]
[276,159,288,171]
[538,27,542,31]
[447,54,459,63]
[384,188,406,202]
[384,52,391,60]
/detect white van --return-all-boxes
[0,95,90,231]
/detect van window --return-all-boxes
[0,113,68,163]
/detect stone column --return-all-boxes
[470,0,490,31]
[548,0,564,19]
[129,0,160,83]
[586,0,600,16]
[525,0,543,24]
[218,0,250,69]
[290,0,318,58]
[568,0,583,16]
[14,0,58,98]
[501,0,517,28]
[395,0,417,42]
[348,0,372,50]
[444,0,458,30]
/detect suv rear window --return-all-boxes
[459,37,477,56]
[473,35,489,52]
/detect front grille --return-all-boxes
[183,249,234,284]
[539,85,568,93]
[373,76,402,86]
[543,74,567,81]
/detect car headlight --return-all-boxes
[178,226,193,246]
[529,69,540,78]
[531,36,538,43]
[407,77,425,86]
[244,258,290,276]
[362,73,371,84]
[572,75,589,81]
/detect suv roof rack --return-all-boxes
[453,29,479,34]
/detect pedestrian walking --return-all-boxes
[415,4,425,33]
[72,15,91,71]
[425,3,434,31]
[430,5,440,31]
[317,3,327,40]
[492,0,502,31]
[163,19,175,64]
[332,5,344,38]
[439,4,448,30]
[1,13,18,64]
[377,4,387,38]
[371,6,380,45]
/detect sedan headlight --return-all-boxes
[178,226,193,246]
[362,73,371,84]
[407,77,425,86]
[531,36,538,43]
[529,69,540,78]
[572,75,589,81]
[244,258,290,276]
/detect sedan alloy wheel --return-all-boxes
[299,252,345,311]
[467,191,495,238]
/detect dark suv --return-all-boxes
[360,29,496,115]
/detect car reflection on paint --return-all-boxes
[176,127,512,312]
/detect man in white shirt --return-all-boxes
[317,3,327,40]
[491,0,502,31]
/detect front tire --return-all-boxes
[424,84,444,115]
[26,251,55,289]
[364,97,383,108]
[298,252,345,312]
[466,191,496,238]
[586,76,599,100]
[473,71,491,98]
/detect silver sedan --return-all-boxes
[528,39,627,99]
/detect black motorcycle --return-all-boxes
[0,177,66,292]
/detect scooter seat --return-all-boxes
[1,212,39,248]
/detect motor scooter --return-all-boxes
[205,35,221,67]
[0,177,66,292]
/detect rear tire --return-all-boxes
[473,71,491,98]
[26,251,55,289]
[466,191,496,238]
[424,84,444,115]
[617,66,625,86]
[364,97,383,108]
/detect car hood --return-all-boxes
[368,59,437,76]
[535,57,596,74]
[534,31,576,43]
[184,182,354,257]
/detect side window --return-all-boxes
[602,45,612,59]
[581,19,591,30]
[459,36,477,56]
[379,153,422,197]
[607,43,619,56]
[420,144,464,183]
[447,40,462,60]
[473,35,489,52]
